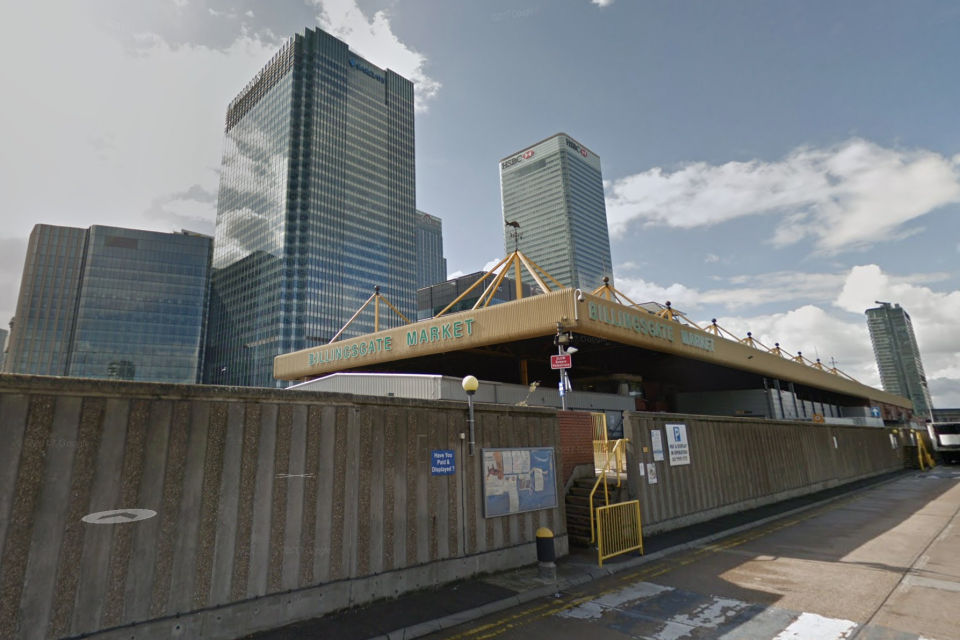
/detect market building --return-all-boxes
[275,277,914,425]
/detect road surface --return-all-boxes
[433,466,960,640]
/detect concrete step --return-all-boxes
[569,534,593,548]
[573,476,601,488]
[566,514,592,528]
[566,495,607,508]
[567,520,593,534]
[568,485,603,498]
[565,503,593,518]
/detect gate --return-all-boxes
[596,500,644,566]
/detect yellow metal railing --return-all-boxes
[592,413,627,473]
[596,500,644,566]
[594,440,627,476]
[592,412,608,441]
[915,429,936,470]
[588,438,627,544]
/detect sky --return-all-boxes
[1,0,958,405]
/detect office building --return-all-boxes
[4,225,212,383]
[416,211,446,289]
[1,318,11,372]
[499,133,614,290]
[933,408,960,423]
[417,271,534,321]
[0,326,7,371]
[866,302,933,418]
[205,27,417,388]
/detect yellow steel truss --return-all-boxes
[433,250,566,319]
[328,286,410,344]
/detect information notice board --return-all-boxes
[481,447,557,518]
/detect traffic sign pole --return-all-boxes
[557,346,567,411]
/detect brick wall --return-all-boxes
[558,410,595,485]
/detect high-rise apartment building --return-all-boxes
[499,133,613,290]
[205,27,417,387]
[4,224,212,383]
[416,211,446,289]
[866,302,934,418]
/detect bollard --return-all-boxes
[536,527,556,583]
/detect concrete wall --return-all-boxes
[624,412,904,535]
[0,375,566,640]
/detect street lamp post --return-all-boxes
[462,375,479,456]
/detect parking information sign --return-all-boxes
[666,423,691,466]
[431,450,455,475]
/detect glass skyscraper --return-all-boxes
[866,302,934,418]
[499,133,614,290]
[3,224,212,383]
[416,211,446,289]
[205,27,417,388]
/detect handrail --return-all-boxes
[588,438,627,544]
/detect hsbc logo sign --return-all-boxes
[501,149,535,170]
[566,139,589,158]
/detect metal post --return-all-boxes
[468,393,476,456]
[558,343,567,412]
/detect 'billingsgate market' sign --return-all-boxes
[307,318,477,367]
[587,302,715,353]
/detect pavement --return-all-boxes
[240,467,960,640]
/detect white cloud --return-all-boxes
[605,139,960,254]
[929,378,960,408]
[315,0,441,112]
[612,262,960,405]
[835,265,960,386]
[0,1,438,323]
[482,258,506,273]
[710,305,881,385]
[615,276,701,310]
[592,0,616,7]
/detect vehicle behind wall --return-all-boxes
[927,422,960,464]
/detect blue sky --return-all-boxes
[1,0,958,403]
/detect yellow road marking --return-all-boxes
[440,492,867,640]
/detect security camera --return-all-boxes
[575,288,585,303]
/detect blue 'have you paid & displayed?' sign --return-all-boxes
[431,450,455,475]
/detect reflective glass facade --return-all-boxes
[416,211,446,289]
[205,27,417,388]
[4,225,212,382]
[0,327,8,371]
[4,225,87,375]
[67,227,212,383]
[867,302,934,417]
[416,271,534,321]
[500,133,613,290]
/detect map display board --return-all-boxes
[482,447,557,518]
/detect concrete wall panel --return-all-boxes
[625,413,903,534]
[0,375,902,640]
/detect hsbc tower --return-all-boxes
[499,133,614,290]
